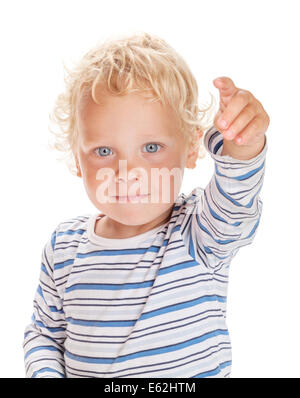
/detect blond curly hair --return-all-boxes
[48,31,217,176]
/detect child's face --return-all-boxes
[75,85,200,227]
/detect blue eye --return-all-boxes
[143,143,161,153]
[94,143,162,157]
[95,147,112,157]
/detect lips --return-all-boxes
[114,194,149,201]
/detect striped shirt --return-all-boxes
[23,126,268,378]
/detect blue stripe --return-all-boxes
[140,294,226,321]
[216,161,265,181]
[172,224,181,233]
[158,258,199,276]
[51,230,56,250]
[193,360,232,378]
[66,317,136,327]
[65,295,225,327]
[246,217,260,238]
[41,263,49,276]
[49,306,64,314]
[54,258,74,270]
[34,319,65,333]
[25,345,62,360]
[65,329,229,364]
[189,232,195,258]
[37,284,44,299]
[76,246,160,258]
[32,367,65,378]
[57,228,86,237]
[65,279,154,293]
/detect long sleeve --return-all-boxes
[190,126,268,272]
[23,229,66,378]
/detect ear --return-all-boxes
[75,155,82,178]
[185,129,203,169]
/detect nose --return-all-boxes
[114,160,141,183]
[114,160,148,196]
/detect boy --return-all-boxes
[23,32,269,378]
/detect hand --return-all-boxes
[213,77,270,149]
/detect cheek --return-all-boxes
[148,154,184,200]
[79,152,102,178]
[156,149,185,178]
[79,157,103,194]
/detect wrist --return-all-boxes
[221,135,266,160]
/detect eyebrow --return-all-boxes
[140,133,169,139]
[83,132,171,144]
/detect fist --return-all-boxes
[213,77,270,146]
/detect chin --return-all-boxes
[109,209,155,226]
[102,203,173,227]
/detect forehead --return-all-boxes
[76,86,180,140]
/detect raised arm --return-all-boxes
[190,126,267,272]
[190,77,269,271]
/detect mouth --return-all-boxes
[114,194,150,201]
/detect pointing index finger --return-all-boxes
[213,77,239,110]
[213,76,237,95]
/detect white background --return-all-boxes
[0,0,299,378]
